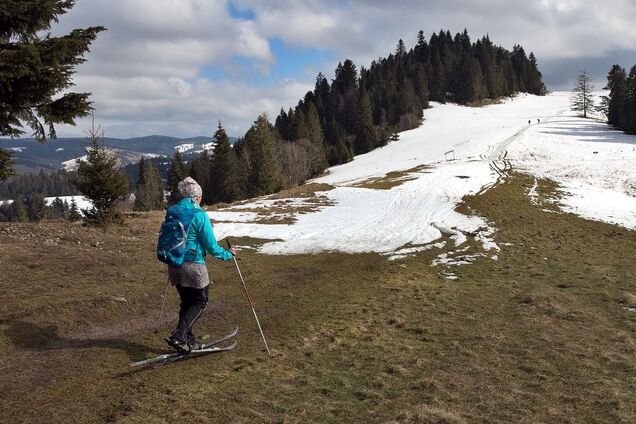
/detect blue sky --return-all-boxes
[200,38,334,87]
[50,0,636,139]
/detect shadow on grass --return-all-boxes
[1,320,171,361]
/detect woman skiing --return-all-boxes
[165,177,236,353]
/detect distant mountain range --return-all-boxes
[0,135,236,174]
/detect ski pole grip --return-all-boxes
[226,239,232,249]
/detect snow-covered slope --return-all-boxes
[508,96,636,229]
[212,92,636,259]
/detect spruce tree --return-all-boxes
[0,0,104,179]
[245,114,282,196]
[12,197,28,222]
[167,150,188,204]
[210,123,243,203]
[304,102,328,176]
[71,131,129,225]
[49,197,67,220]
[430,48,446,102]
[623,65,636,134]
[355,88,376,154]
[604,65,627,128]
[68,198,81,221]
[189,150,213,204]
[25,192,46,221]
[571,69,595,118]
[396,39,407,57]
[134,157,164,211]
[0,150,15,181]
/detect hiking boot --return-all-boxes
[165,336,190,353]
[186,332,203,350]
[187,338,203,351]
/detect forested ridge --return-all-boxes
[1,29,546,220]
[171,29,545,205]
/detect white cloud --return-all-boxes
[49,0,636,138]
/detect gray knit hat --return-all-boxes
[178,177,202,199]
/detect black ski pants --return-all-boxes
[171,284,209,342]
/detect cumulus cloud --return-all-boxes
[52,0,636,138]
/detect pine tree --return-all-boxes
[304,102,328,176]
[68,198,81,221]
[49,197,67,220]
[604,65,627,128]
[12,197,28,222]
[290,108,309,140]
[430,48,446,102]
[245,114,282,196]
[623,65,636,134]
[25,192,46,221]
[167,150,188,204]
[313,72,330,120]
[189,150,213,204]
[0,149,15,181]
[71,128,129,225]
[333,60,358,93]
[571,69,595,118]
[210,123,244,203]
[134,157,164,211]
[0,0,104,179]
[355,88,376,154]
[396,39,407,57]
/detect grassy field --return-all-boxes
[1,173,635,423]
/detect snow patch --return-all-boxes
[508,93,636,230]
[62,155,87,171]
[214,94,567,260]
[174,143,194,153]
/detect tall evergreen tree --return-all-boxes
[48,197,68,220]
[396,39,407,57]
[25,192,46,221]
[622,65,636,134]
[189,150,213,204]
[12,197,28,222]
[0,150,15,181]
[304,102,328,176]
[570,69,595,118]
[333,60,358,93]
[68,198,81,221]
[134,157,164,211]
[604,65,627,128]
[355,88,376,154]
[430,48,446,102]
[0,0,104,179]
[71,130,129,225]
[167,150,188,204]
[245,115,282,196]
[210,123,244,203]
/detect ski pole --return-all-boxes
[154,275,171,334]
[227,239,272,357]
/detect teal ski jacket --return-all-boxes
[178,197,234,264]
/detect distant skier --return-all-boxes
[164,177,236,353]
[528,120,531,124]
[537,118,541,124]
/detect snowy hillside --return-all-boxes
[211,92,636,260]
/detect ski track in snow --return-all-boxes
[212,91,636,262]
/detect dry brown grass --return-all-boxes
[207,183,336,225]
[1,173,635,423]
[351,165,431,190]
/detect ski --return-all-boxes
[150,340,238,367]
[199,325,239,350]
[130,326,238,367]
